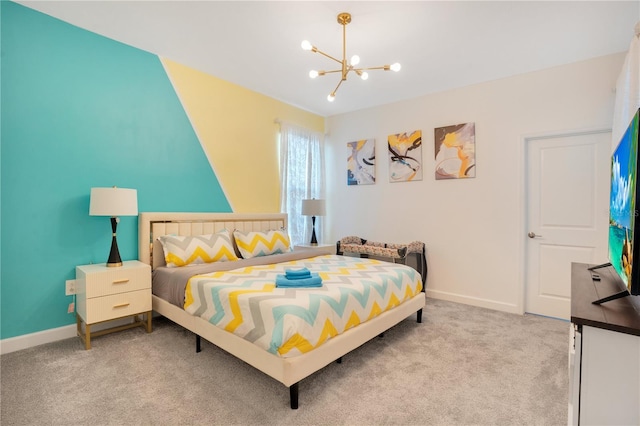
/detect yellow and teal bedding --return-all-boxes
[183,254,423,358]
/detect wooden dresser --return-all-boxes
[569,262,640,425]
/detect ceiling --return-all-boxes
[17,1,640,117]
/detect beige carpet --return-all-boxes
[0,298,569,425]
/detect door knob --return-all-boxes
[528,231,542,239]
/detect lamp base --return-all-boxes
[310,215,318,246]
[106,217,123,267]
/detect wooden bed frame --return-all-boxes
[138,212,425,409]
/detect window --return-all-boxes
[279,123,325,246]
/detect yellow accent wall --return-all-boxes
[162,58,324,212]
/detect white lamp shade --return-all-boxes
[89,187,138,217]
[301,199,326,216]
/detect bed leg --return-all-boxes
[336,357,342,364]
[290,382,299,409]
[196,335,201,353]
[378,332,384,338]
[417,308,423,323]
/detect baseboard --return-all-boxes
[0,315,156,355]
[1,324,77,355]
[425,289,521,315]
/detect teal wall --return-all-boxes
[1,2,231,339]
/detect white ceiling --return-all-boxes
[17,1,640,117]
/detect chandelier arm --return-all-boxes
[330,78,345,97]
[312,48,343,65]
[318,69,343,75]
[354,65,392,72]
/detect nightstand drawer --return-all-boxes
[83,289,151,324]
[77,261,151,298]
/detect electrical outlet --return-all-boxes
[65,279,76,295]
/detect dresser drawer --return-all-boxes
[77,261,151,298]
[83,289,151,324]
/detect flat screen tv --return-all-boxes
[593,108,640,304]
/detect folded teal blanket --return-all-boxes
[276,272,322,288]
[284,267,312,279]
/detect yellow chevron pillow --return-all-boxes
[233,229,291,259]
[158,230,238,268]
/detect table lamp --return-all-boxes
[301,198,326,245]
[89,187,138,267]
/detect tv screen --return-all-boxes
[608,108,640,297]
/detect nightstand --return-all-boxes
[294,244,335,255]
[75,260,152,350]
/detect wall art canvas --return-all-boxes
[388,130,423,182]
[434,122,476,180]
[347,139,376,185]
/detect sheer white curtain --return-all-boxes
[612,22,640,149]
[279,122,325,246]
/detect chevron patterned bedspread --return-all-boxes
[184,254,423,358]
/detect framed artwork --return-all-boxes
[347,139,375,185]
[434,122,476,179]
[388,130,422,182]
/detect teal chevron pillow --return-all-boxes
[158,230,238,267]
[233,229,291,259]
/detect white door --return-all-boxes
[525,130,610,319]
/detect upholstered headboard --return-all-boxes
[138,212,288,270]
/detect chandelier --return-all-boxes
[301,12,401,102]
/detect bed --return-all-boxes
[138,212,425,409]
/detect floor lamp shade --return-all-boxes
[89,187,138,267]
[301,199,325,245]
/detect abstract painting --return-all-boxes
[347,139,375,185]
[434,122,476,179]
[388,130,422,182]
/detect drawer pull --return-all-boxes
[113,303,130,309]
[112,279,130,284]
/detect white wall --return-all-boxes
[325,52,625,314]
